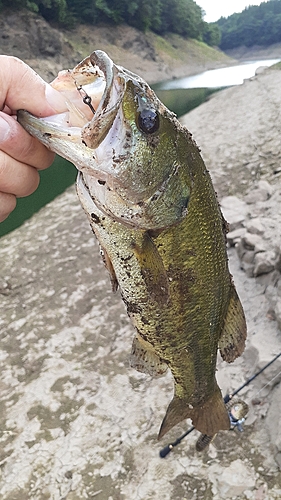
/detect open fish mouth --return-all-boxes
[39,52,109,134]
[18,51,126,180]
[18,50,191,230]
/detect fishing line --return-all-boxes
[252,368,281,400]
[159,351,281,458]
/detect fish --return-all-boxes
[18,50,247,438]
[195,398,249,451]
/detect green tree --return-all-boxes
[158,0,204,38]
[26,0,68,22]
[124,0,163,32]
[0,0,220,47]
[218,0,281,49]
[203,22,221,46]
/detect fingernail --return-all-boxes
[0,115,10,143]
[45,84,67,113]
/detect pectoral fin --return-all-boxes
[130,335,168,377]
[219,282,247,362]
[100,245,118,292]
[131,232,169,306]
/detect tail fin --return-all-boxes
[158,386,230,439]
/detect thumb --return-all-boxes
[0,55,67,117]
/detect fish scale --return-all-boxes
[18,50,247,439]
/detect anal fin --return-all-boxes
[130,335,168,377]
[219,282,247,362]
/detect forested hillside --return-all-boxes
[218,0,281,49]
[0,0,221,46]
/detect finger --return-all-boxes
[2,105,12,115]
[0,56,67,116]
[0,191,17,222]
[0,151,40,197]
[0,113,55,170]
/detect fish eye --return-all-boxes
[137,109,160,134]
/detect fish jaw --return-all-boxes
[17,51,123,183]
[18,50,191,231]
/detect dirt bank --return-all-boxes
[181,66,281,198]
[0,8,234,83]
[225,42,281,61]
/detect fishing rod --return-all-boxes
[159,351,281,458]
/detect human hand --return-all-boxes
[0,56,67,222]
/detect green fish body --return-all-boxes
[18,51,247,438]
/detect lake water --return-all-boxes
[0,157,77,238]
[152,58,281,120]
[155,59,281,90]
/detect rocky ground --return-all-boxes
[1,10,281,500]
[1,70,281,499]
[1,186,281,500]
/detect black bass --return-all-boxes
[18,51,247,438]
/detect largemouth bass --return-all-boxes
[18,50,247,438]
